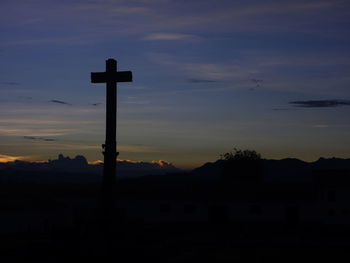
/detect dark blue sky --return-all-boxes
[1,0,350,168]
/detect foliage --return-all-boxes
[220,148,263,182]
[220,148,261,161]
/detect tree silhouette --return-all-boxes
[220,148,261,161]
[220,148,263,182]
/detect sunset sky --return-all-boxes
[1,0,350,169]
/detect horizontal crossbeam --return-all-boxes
[91,71,132,83]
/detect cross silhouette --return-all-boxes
[91,59,132,184]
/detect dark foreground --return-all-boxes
[1,182,350,262]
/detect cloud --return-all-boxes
[289,100,350,108]
[312,124,330,128]
[149,53,257,82]
[118,145,158,153]
[17,96,33,100]
[184,63,248,79]
[43,144,101,151]
[149,49,350,95]
[1,0,346,50]
[311,124,350,128]
[88,160,103,165]
[187,79,218,83]
[151,160,175,168]
[0,154,30,163]
[77,3,152,15]
[123,96,151,105]
[0,127,77,137]
[49,100,71,105]
[0,81,20,86]
[143,33,200,41]
[272,108,294,111]
[117,158,177,170]
[23,136,56,142]
[119,85,146,90]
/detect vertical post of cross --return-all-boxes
[91,59,132,185]
[104,59,117,185]
[91,59,132,251]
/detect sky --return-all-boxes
[1,0,350,169]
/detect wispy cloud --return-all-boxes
[119,85,146,90]
[0,118,98,125]
[149,53,258,82]
[0,35,103,47]
[184,63,250,79]
[90,102,102,106]
[119,145,158,153]
[42,144,100,150]
[312,124,330,128]
[77,2,152,15]
[144,33,200,41]
[187,79,218,83]
[0,127,77,137]
[23,136,56,142]
[2,0,347,49]
[49,100,71,106]
[272,108,294,111]
[311,124,350,128]
[148,50,350,95]
[17,96,33,100]
[289,100,350,108]
[0,81,21,86]
[123,96,150,105]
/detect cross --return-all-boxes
[91,59,132,185]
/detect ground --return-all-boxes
[0,182,349,262]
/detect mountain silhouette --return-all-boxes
[48,154,89,171]
[191,157,350,182]
[2,155,350,184]
[0,154,183,183]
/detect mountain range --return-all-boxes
[192,157,350,181]
[1,154,350,184]
[0,154,182,183]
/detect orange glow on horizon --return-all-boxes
[88,160,103,165]
[0,154,30,163]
